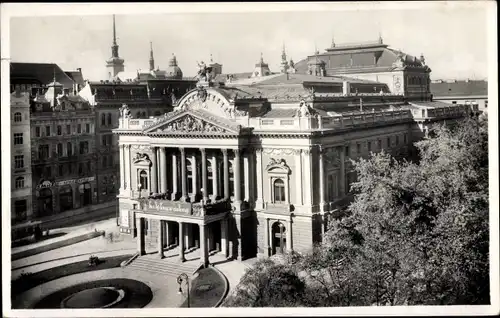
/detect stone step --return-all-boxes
[126,256,201,277]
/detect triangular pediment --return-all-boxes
[143,109,241,135]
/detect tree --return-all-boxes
[297,116,489,306]
[224,258,308,307]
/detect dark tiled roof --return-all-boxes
[10,62,75,89]
[261,108,297,118]
[293,44,424,74]
[64,71,84,86]
[430,81,488,97]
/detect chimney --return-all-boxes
[77,68,82,73]
[342,81,350,95]
[15,85,21,97]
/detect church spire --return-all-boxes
[111,14,120,58]
[149,41,155,71]
[331,35,336,48]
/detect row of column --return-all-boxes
[121,146,251,204]
[136,217,230,267]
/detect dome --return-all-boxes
[165,54,183,79]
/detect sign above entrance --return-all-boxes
[56,176,95,187]
[141,199,192,215]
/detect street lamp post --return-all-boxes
[177,273,190,308]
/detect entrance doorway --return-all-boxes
[82,182,92,206]
[37,188,53,217]
[272,222,286,255]
[59,185,73,212]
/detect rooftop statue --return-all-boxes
[119,103,131,119]
[196,61,213,82]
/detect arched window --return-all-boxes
[101,113,106,126]
[107,113,112,126]
[136,111,141,118]
[15,177,24,189]
[273,179,286,203]
[139,170,148,190]
[14,112,22,122]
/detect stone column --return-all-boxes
[180,148,187,201]
[200,224,209,268]
[222,149,230,199]
[319,147,326,212]
[119,145,125,190]
[159,147,167,193]
[127,145,132,193]
[164,220,169,247]
[234,215,243,261]
[191,152,197,202]
[137,217,145,255]
[211,154,218,201]
[243,151,250,202]
[171,152,178,200]
[221,219,228,257]
[340,146,346,195]
[201,148,208,203]
[295,149,303,205]
[233,149,242,204]
[178,221,185,262]
[263,218,269,257]
[303,148,312,206]
[248,149,255,202]
[151,147,158,194]
[158,220,164,259]
[286,219,292,252]
[256,148,264,209]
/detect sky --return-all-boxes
[6,2,492,81]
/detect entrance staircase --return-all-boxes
[125,253,202,278]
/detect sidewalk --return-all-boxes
[12,217,119,254]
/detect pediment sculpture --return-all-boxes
[159,115,225,133]
[266,158,291,173]
[133,152,150,164]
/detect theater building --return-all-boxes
[114,42,475,267]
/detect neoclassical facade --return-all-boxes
[115,62,475,267]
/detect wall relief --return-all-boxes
[133,153,150,164]
[266,158,291,173]
[160,115,225,133]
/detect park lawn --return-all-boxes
[11,254,132,296]
[180,267,227,308]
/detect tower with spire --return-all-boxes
[208,54,223,77]
[106,14,125,79]
[280,43,289,74]
[149,41,155,71]
[251,52,272,78]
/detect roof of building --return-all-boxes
[10,62,76,88]
[430,80,488,97]
[64,70,85,86]
[293,41,426,74]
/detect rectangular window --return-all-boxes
[14,200,27,219]
[345,146,350,157]
[15,177,25,189]
[85,123,90,133]
[387,137,391,147]
[77,124,82,133]
[86,161,91,173]
[14,155,24,169]
[57,125,62,135]
[57,143,63,156]
[35,126,41,137]
[13,133,23,145]
[58,165,64,176]
[102,135,107,146]
[356,143,361,155]
[39,145,50,159]
[45,126,51,136]
[396,135,400,146]
[67,142,72,156]
[368,141,372,152]
[78,163,83,174]
[66,124,71,134]
[68,163,73,174]
[378,139,382,150]
[404,133,408,144]
[45,166,52,178]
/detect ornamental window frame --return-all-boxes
[266,159,291,205]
